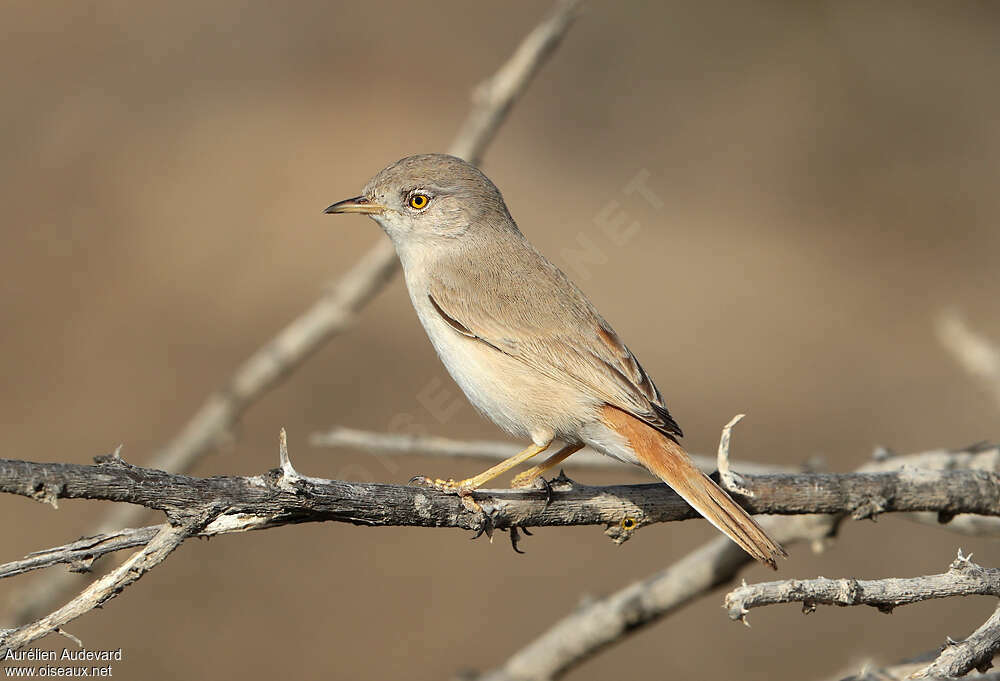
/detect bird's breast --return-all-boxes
[402,275,592,443]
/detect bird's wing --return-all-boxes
[426,260,683,438]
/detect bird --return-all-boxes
[324,153,786,568]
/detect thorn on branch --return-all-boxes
[55,628,82,648]
[277,428,300,484]
[550,469,576,490]
[716,414,754,497]
[92,444,124,465]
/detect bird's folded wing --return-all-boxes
[427,274,682,438]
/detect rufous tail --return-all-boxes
[601,406,787,569]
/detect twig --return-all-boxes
[0,527,159,580]
[309,425,804,476]
[5,0,583,625]
[724,551,1000,623]
[0,506,222,656]
[726,552,1000,680]
[937,311,1000,411]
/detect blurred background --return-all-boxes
[2,1,999,679]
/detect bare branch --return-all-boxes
[724,551,1000,623]
[312,428,1000,537]
[861,443,1000,536]
[5,0,583,625]
[0,527,159,580]
[726,552,1000,680]
[0,506,222,656]
[2,444,999,543]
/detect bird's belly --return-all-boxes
[412,300,590,443]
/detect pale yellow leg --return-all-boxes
[510,443,583,488]
[428,441,550,492]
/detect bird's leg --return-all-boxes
[510,443,583,488]
[414,441,551,494]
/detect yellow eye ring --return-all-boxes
[621,516,637,531]
[408,193,429,210]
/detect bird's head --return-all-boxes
[324,154,513,247]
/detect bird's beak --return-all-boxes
[323,196,385,215]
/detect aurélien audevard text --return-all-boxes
[4,648,123,662]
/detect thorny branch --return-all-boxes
[314,427,1000,538]
[2,447,999,546]
[725,552,1000,679]
[2,441,998,587]
[4,0,584,626]
[724,551,1000,622]
[0,506,223,657]
[8,437,997,673]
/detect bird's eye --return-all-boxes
[408,193,430,210]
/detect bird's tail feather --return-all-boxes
[601,406,786,569]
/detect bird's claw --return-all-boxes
[471,518,533,555]
[508,525,527,554]
[471,512,495,541]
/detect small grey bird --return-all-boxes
[325,154,786,568]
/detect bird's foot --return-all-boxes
[409,475,482,511]
[409,475,466,493]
